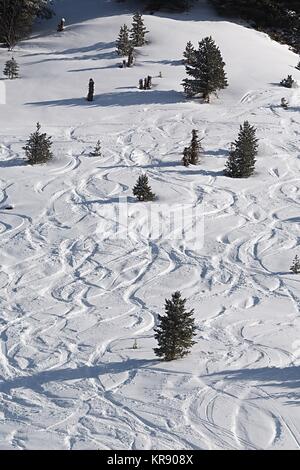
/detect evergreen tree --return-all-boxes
[280,74,295,88]
[87,78,94,102]
[23,122,53,165]
[224,121,258,178]
[290,255,300,274]
[296,60,300,71]
[133,174,156,201]
[182,129,203,166]
[0,0,53,49]
[3,57,19,79]
[90,140,101,157]
[182,36,228,102]
[116,24,131,56]
[130,12,148,47]
[183,40,195,65]
[154,291,196,361]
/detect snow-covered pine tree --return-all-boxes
[280,74,295,88]
[296,60,300,71]
[183,40,195,65]
[116,24,131,56]
[182,36,228,102]
[130,12,148,47]
[290,255,300,274]
[182,129,203,166]
[23,122,53,165]
[87,78,94,102]
[154,291,196,361]
[3,57,19,79]
[224,121,258,178]
[90,140,101,157]
[133,174,156,201]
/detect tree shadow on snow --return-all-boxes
[26,90,185,108]
[0,158,26,168]
[143,59,183,66]
[0,359,158,393]
[207,365,300,405]
[24,41,116,64]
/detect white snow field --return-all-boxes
[0,0,300,450]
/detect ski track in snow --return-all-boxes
[0,0,300,450]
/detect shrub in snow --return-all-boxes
[280,75,294,88]
[90,140,101,157]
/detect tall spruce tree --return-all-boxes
[183,40,195,65]
[154,291,196,361]
[182,129,203,166]
[224,121,258,178]
[133,174,156,201]
[23,122,53,165]
[3,57,19,79]
[116,24,131,56]
[182,36,228,102]
[130,12,148,47]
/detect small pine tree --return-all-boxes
[182,36,228,102]
[133,174,156,201]
[182,129,203,166]
[224,121,258,178]
[116,24,131,56]
[290,255,300,274]
[154,291,196,361]
[132,339,138,349]
[23,122,53,165]
[296,61,300,71]
[3,57,19,79]
[87,78,94,102]
[280,75,294,88]
[90,140,101,157]
[130,12,148,47]
[183,41,195,65]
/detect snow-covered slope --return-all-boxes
[0,0,299,450]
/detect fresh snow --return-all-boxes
[0,0,300,450]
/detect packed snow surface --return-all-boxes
[0,0,299,450]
